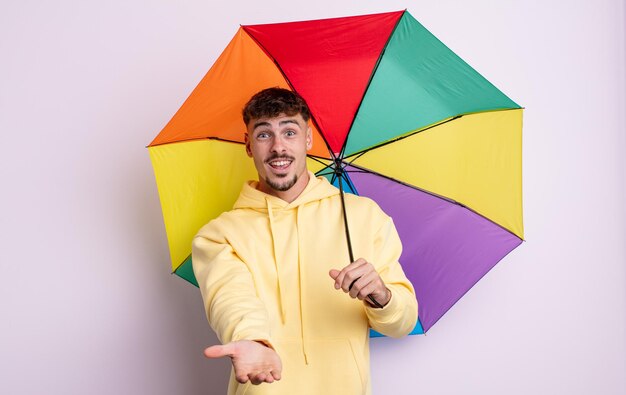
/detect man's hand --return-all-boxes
[203,340,282,385]
[329,258,391,307]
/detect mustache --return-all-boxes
[265,154,295,163]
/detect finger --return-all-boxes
[333,268,347,290]
[235,372,249,384]
[334,259,368,290]
[332,258,367,289]
[329,269,340,282]
[250,373,266,385]
[204,344,232,359]
[356,274,380,300]
[271,369,282,381]
[348,272,371,298]
[348,277,360,292]
[339,263,372,293]
[349,271,377,298]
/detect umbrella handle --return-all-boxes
[337,170,384,309]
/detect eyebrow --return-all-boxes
[252,119,300,130]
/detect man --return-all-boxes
[192,88,417,395]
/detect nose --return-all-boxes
[270,135,286,153]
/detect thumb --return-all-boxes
[329,269,340,280]
[204,344,233,359]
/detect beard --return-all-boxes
[262,154,299,192]
[264,173,298,192]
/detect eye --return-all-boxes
[285,130,296,137]
[256,131,270,139]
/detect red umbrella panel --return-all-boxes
[148,10,524,335]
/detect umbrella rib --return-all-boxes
[147,136,247,148]
[308,156,331,167]
[343,115,462,160]
[240,27,336,158]
[343,107,522,161]
[330,170,338,186]
[317,170,336,177]
[337,10,406,159]
[346,150,368,166]
[342,169,369,174]
[342,162,524,240]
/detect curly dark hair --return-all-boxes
[242,87,311,126]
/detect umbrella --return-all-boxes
[148,10,523,335]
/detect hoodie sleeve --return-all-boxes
[364,216,418,338]
[192,225,273,347]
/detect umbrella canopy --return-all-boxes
[148,10,523,335]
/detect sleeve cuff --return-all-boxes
[365,288,400,322]
[231,331,274,350]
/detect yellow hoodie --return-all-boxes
[192,172,417,395]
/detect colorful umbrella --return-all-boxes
[148,10,523,335]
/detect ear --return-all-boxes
[244,133,252,157]
[306,126,312,151]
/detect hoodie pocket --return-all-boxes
[240,339,366,395]
[307,338,366,395]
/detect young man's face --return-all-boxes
[245,113,312,199]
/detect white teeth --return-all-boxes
[270,160,290,167]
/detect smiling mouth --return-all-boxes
[266,157,294,170]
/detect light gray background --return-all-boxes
[1,0,624,394]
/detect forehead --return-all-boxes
[248,113,307,131]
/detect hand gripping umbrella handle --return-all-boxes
[337,168,385,309]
